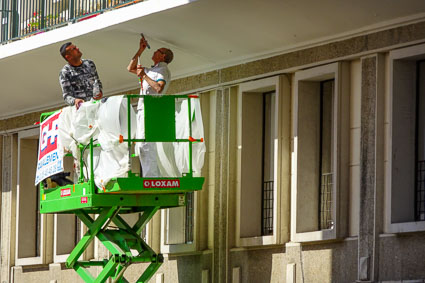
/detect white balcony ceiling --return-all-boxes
[1,0,425,119]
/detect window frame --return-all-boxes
[160,92,209,254]
[235,75,290,247]
[15,127,46,266]
[385,43,425,233]
[53,214,85,263]
[291,62,350,243]
[160,194,198,254]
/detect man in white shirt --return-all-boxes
[127,37,174,177]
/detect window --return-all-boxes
[54,214,84,262]
[262,92,276,236]
[386,43,425,233]
[236,76,291,247]
[160,92,210,254]
[53,154,86,262]
[416,60,425,221]
[15,128,45,265]
[291,62,349,242]
[15,129,91,264]
[319,80,335,230]
[239,90,276,239]
[162,195,195,246]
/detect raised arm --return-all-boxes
[127,37,148,74]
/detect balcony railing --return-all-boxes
[1,0,144,44]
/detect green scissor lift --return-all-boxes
[39,94,204,283]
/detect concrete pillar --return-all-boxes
[357,54,385,282]
[0,135,17,283]
[212,88,235,283]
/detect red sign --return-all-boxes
[35,110,64,186]
[60,188,71,197]
[81,197,88,203]
[143,179,180,189]
[39,111,61,160]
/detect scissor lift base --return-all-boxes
[67,205,163,283]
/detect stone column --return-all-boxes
[212,88,233,283]
[357,54,385,282]
[0,134,17,283]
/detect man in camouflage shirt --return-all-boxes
[59,42,103,108]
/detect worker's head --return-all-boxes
[152,48,174,65]
[60,42,82,63]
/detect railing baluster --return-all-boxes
[2,0,145,44]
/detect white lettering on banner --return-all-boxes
[61,188,71,197]
[143,180,180,189]
[40,117,59,153]
[35,110,64,186]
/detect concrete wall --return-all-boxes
[2,20,425,283]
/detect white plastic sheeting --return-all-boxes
[58,96,136,188]
[56,95,205,188]
[155,98,206,178]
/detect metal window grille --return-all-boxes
[185,192,194,243]
[262,180,274,236]
[260,91,275,236]
[320,173,333,230]
[416,160,425,221]
[415,61,425,222]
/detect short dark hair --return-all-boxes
[163,48,174,64]
[60,42,72,59]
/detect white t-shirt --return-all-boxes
[137,62,171,110]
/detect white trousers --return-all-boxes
[136,110,160,177]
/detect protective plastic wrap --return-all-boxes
[56,95,205,188]
[157,99,206,177]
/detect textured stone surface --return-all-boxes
[168,71,220,95]
[358,56,378,282]
[230,247,286,283]
[379,235,425,282]
[228,240,357,283]
[211,88,231,283]
[122,253,212,283]
[12,265,90,283]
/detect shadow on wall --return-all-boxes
[378,233,425,281]
[299,240,357,283]
[172,252,212,283]
[229,247,284,283]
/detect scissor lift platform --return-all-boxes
[40,176,204,214]
[38,94,204,283]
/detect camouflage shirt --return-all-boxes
[59,59,103,106]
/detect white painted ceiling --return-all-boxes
[1,0,425,119]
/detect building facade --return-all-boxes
[2,1,425,282]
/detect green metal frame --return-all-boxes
[39,94,204,282]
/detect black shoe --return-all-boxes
[49,172,74,186]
